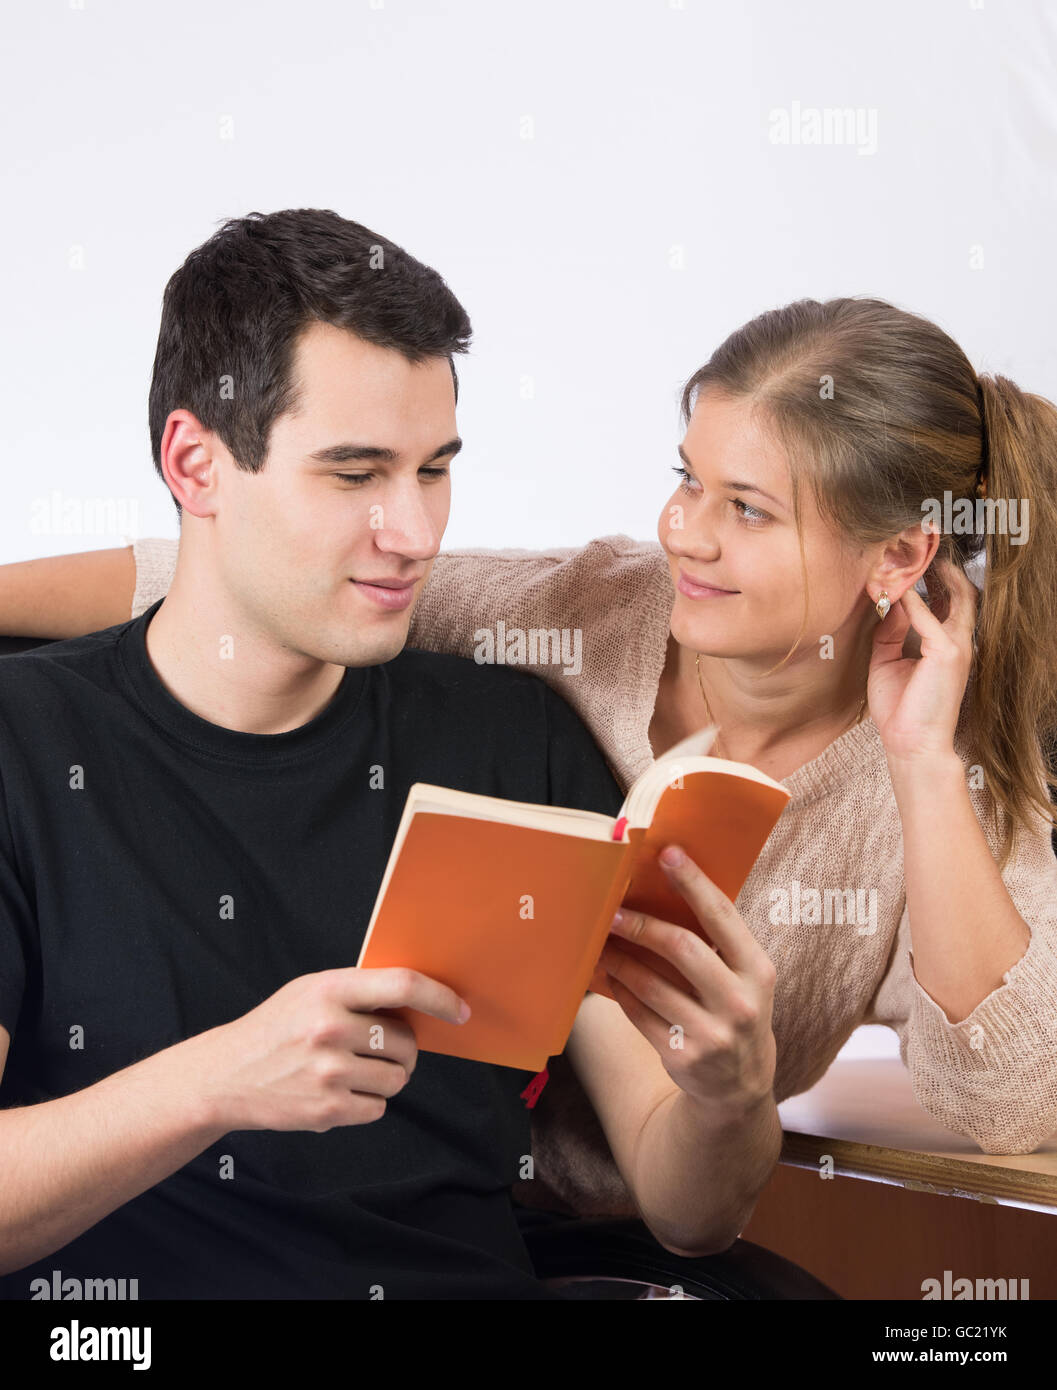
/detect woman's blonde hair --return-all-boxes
[680,296,1057,872]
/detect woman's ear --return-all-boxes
[870,522,940,616]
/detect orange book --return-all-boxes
[356,726,791,1071]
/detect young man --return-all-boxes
[0,210,779,1299]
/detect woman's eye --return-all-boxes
[670,466,769,526]
[732,498,769,526]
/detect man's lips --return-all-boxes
[349,576,421,610]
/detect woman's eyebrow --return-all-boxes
[677,444,785,510]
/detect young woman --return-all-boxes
[5,296,1057,1220]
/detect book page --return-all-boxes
[407,784,616,836]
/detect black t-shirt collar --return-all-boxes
[115,598,369,766]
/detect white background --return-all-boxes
[3,0,1055,1059]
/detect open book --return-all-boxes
[356,725,791,1071]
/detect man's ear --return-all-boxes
[160,411,219,519]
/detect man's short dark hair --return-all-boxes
[147,208,473,517]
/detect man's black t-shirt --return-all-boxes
[0,598,625,1299]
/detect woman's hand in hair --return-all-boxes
[867,555,978,766]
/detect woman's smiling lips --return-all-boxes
[677,570,740,601]
[350,576,419,611]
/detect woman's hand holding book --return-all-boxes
[597,844,778,1116]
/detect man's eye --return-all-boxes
[334,469,449,484]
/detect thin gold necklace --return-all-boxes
[695,652,867,761]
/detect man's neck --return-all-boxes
[144,566,347,736]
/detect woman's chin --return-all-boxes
[669,610,734,656]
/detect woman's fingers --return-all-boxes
[653,845,775,984]
[910,558,977,644]
[598,941,699,1046]
[604,849,779,1110]
[607,846,775,1021]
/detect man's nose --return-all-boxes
[374,486,441,558]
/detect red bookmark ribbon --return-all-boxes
[521,1066,549,1109]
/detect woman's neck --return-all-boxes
[649,629,874,770]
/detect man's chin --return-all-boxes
[335,614,413,669]
[279,590,419,668]
[358,632,410,667]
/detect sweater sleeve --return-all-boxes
[406,539,660,790]
[407,544,586,661]
[865,759,1057,1154]
[131,537,179,618]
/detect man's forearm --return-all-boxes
[633,1087,783,1258]
[0,1029,229,1277]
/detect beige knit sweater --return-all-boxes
[132,534,1057,1214]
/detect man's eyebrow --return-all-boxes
[308,438,463,465]
[677,444,785,509]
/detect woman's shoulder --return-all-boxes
[433,532,666,571]
[409,533,673,685]
[426,534,670,608]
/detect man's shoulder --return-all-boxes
[384,648,622,811]
[0,623,128,698]
[383,648,612,777]
[0,627,132,767]
[386,645,555,708]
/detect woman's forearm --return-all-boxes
[888,750,1032,1022]
[0,547,136,638]
[633,1087,783,1258]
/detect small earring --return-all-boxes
[875,590,891,620]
